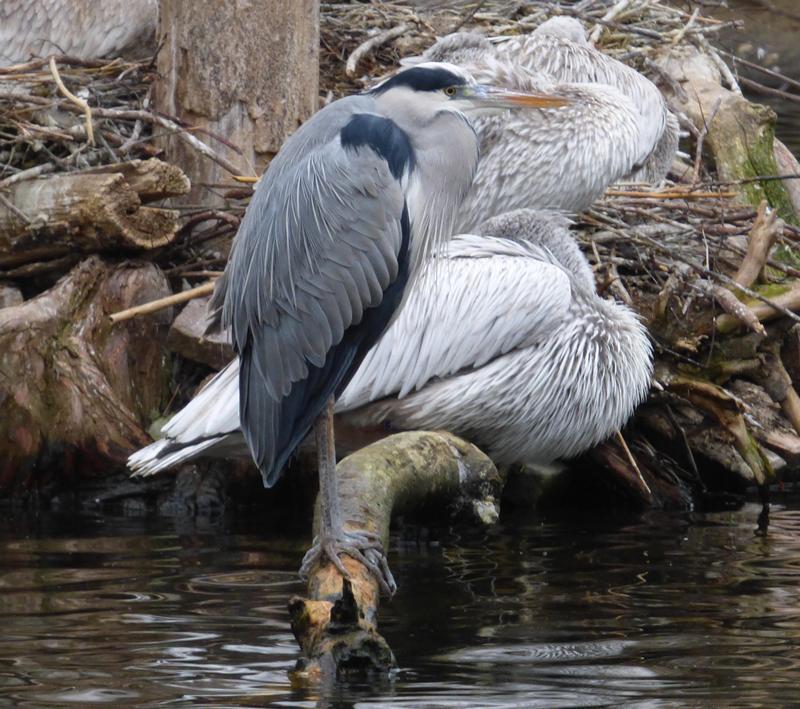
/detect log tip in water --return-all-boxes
[288,577,397,678]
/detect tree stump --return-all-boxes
[0,256,173,492]
[154,0,320,202]
[655,45,798,223]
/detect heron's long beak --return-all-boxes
[470,84,571,109]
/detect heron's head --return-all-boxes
[370,61,570,119]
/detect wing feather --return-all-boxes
[337,235,573,411]
[215,125,407,482]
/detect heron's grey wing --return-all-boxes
[337,235,572,411]
[219,135,408,484]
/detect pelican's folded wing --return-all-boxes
[336,234,573,411]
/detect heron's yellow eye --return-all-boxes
[444,86,457,97]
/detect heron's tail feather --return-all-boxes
[128,436,227,477]
[127,359,243,476]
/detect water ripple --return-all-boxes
[1,497,800,705]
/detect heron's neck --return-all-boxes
[402,111,480,275]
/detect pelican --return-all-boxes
[130,209,652,501]
[129,63,570,593]
[402,18,679,229]
[338,208,653,465]
[0,0,157,65]
[499,17,680,185]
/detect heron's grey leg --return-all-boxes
[299,396,397,595]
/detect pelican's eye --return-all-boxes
[443,86,458,97]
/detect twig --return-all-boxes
[346,23,411,78]
[0,191,31,223]
[733,200,783,289]
[49,56,94,145]
[696,279,766,337]
[693,97,722,184]
[615,431,652,498]
[716,281,800,333]
[719,49,800,93]
[739,76,800,105]
[110,282,216,324]
[604,188,734,200]
[448,0,487,33]
[671,7,700,45]
[589,0,632,45]
[0,164,55,189]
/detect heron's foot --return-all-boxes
[299,528,397,596]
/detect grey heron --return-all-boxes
[129,62,570,593]
[402,19,679,229]
[130,209,651,519]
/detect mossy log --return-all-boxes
[773,139,800,218]
[0,256,172,491]
[0,159,189,271]
[288,431,502,678]
[655,46,798,224]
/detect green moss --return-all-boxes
[774,243,800,269]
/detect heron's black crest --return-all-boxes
[340,114,415,179]
[371,66,467,95]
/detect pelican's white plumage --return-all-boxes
[130,209,652,475]
[338,209,653,464]
[405,18,678,229]
[0,0,157,65]
[501,17,680,184]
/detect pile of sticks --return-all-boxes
[4,0,800,503]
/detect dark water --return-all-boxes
[721,0,800,154]
[2,500,800,706]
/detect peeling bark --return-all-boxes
[0,159,189,271]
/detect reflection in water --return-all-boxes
[719,1,800,155]
[1,501,800,706]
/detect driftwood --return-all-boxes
[289,431,502,677]
[655,45,798,223]
[167,296,234,369]
[0,256,172,491]
[0,159,189,271]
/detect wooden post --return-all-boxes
[155,0,320,202]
